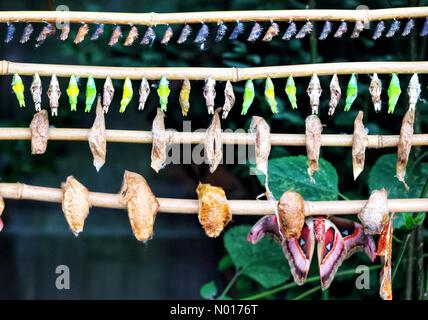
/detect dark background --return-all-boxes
[0,0,427,299]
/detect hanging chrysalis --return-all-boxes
[215,22,228,42]
[85,76,97,113]
[194,23,209,49]
[296,21,313,39]
[328,74,341,116]
[119,77,133,113]
[358,188,389,236]
[20,23,34,43]
[36,22,55,47]
[151,108,168,172]
[407,73,421,111]
[344,73,358,112]
[262,22,279,41]
[285,76,298,110]
[196,183,231,238]
[282,21,297,40]
[372,21,385,40]
[108,25,122,46]
[420,17,428,37]
[402,19,415,36]
[138,78,150,111]
[277,191,305,239]
[59,23,70,41]
[352,111,368,180]
[91,23,105,40]
[119,171,160,242]
[124,26,139,46]
[179,79,191,116]
[141,26,156,46]
[30,110,49,155]
[31,73,42,112]
[307,73,322,115]
[387,73,401,114]
[369,73,382,113]
[333,21,348,38]
[351,20,364,38]
[222,81,235,119]
[74,23,89,44]
[305,115,322,182]
[264,77,277,113]
[161,25,173,44]
[204,108,223,173]
[5,22,16,43]
[11,73,25,108]
[88,96,107,172]
[242,79,255,115]
[319,21,332,40]
[249,116,271,177]
[47,75,61,116]
[61,176,91,237]
[247,22,263,42]
[396,109,415,190]
[386,20,400,38]
[157,76,170,112]
[66,75,79,111]
[177,24,192,44]
[229,21,245,40]
[203,77,216,114]
[102,76,114,113]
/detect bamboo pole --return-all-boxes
[2,60,428,81]
[1,182,428,216]
[0,7,427,25]
[1,127,428,148]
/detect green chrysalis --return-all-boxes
[85,76,97,112]
[387,73,401,114]
[241,79,255,115]
[285,75,297,109]
[264,77,277,113]
[344,73,358,112]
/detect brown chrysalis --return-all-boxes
[222,81,235,119]
[277,191,306,239]
[119,170,159,242]
[328,74,341,116]
[249,116,271,177]
[369,73,382,113]
[161,26,173,44]
[60,23,70,41]
[102,76,115,113]
[124,26,139,46]
[74,23,89,44]
[305,115,322,182]
[151,108,169,173]
[47,75,61,116]
[396,108,415,190]
[108,25,122,46]
[196,183,232,238]
[204,108,223,173]
[358,188,389,235]
[307,73,322,115]
[262,22,280,41]
[352,111,368,180]
[203,77,216,114]
[29,109,49,155]
[88,96,107,172]
[61,176,91,236]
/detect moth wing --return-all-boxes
[247,215,281,244]
[317,218,347,290]
[282,217,315,286]
[329,216,377,262]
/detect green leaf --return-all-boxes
[257,156,339,200]
[224,225,290,288]
[200,281,218,299]
[368,154,428,229]
[218,255,234,272]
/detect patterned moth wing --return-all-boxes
[316,218,347,290]
[329,216,377,261]
[247,215,282,245]
[282,217,315,286]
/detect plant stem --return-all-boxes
[218,269,242,299]
[338,192,351,201]
[294,286,321,300]
[405,231,415,299]
[241,265,381,300]
[392,233,411,283]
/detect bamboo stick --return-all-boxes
[1,127,428,148]
[2,60,428,81]
[0,7,427,25]
[0,182,427,215]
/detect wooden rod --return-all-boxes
[1,127,428,148]
[0,182,427,215]
[2,60,428,81]
[0,8,427,25]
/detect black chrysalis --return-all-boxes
[282,21,297,40]
[333,21,348,38]
[247,22,263,42]
[401,19,414,36]
[420,17,428,37]
[5,22,16,43]
[177,24,192,44]
[90,23,105,41]
[20,23,34,43]
[385,20,400,38]
[141,26,156,46]
[372,20,385,40]
[295,21,313,39]
[194,23,209,49]
[319,21,332,40]
[229,21,245,40]
[215,22,228,42]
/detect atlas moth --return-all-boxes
[248,213,376,290]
